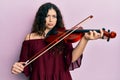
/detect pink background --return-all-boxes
[0,0,119,80]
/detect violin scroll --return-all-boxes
[102,28,116,41]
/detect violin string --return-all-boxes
[24,15,93,67]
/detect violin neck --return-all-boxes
[67,29,100,33]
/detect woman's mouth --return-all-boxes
[48,23,54,26]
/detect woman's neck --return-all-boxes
[45,28,51,35]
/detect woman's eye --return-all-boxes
[52,15,57,18]
[46,15,50,17]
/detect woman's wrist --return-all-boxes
[82,36,89,42]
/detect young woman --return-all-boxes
[11,2,103,80]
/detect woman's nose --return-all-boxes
[49,16,52,22]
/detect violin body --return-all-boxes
[45,28,84,43]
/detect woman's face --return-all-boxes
[45,8,57,30]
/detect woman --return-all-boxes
[11,2,103,80]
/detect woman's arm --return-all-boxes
[11,34,30,74]
[72,30,103,62]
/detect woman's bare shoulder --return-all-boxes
[24,33,42,40]
[24,34,31,40]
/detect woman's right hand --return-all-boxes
[11,62,25,74]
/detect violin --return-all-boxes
[23,15,117,67]
[45,27,116,43]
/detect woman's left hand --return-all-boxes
[83,29,103,40]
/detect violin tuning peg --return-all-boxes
[108,29,110,32]
[102,28,105,31]
[107,29,110,42]
[107,37,110,42]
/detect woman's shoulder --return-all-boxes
[24,33,43,41]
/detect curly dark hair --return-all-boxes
[31,2,66,54]
[31,2,65,36]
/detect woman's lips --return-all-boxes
[48,23,53,26]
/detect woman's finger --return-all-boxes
[11,62,25,74]
[100,29,104,38]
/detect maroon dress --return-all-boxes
[19,39,83,80]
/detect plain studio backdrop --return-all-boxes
[0,0,119,80]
